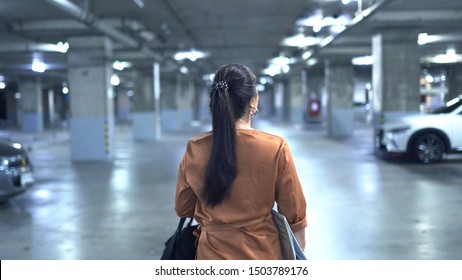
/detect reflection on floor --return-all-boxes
[1,119,461,260]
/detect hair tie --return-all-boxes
[214,81,229,91]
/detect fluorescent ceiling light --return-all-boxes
[31,59,46,73]
[271,55,294,66]
[113,61,132,71]
[56,42,69,53]
[302,50,313,60]
[330,24,346,34]
[263,63,291,77]
[429,53,462,64]
[282,34,320,48]
[307,58,318,66]
[111,74,120,86]
[422,47,462,64]
[320,36,334,47]
[352,55,374,65]
[263,64,284,77]
[37,42,69,53]
[174,49,209,61]
[418,33,440,45]
[297,12,352,32]
[180,66,188,74]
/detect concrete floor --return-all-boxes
[1,119,462,260]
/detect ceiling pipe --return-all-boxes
[39,0,162,61]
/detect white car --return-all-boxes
[376,96,462,163]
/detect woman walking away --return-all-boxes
[175,63,307,259]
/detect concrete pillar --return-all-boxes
[131,71,155,140]
[192,81,203,124]
[19,78,43,133]
[325,59,354,138]
[446,65,462,101]
[43,88,57,128]
[161,75,183,131]
[115,88,131,123]
[5,90,19,127]
[67,36,114,161]
[287,72,304,123]
[153,62,161,139]
[372,28,421,127]
[198,83,210,124]
[179,78,194,127]
[274,81,285,121]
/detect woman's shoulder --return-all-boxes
[189,131,213,143]
[253,130,287,145]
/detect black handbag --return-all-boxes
[161,217,198,260]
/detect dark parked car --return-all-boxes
[0,139,34,202]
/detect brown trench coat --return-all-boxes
[175,129,307,260]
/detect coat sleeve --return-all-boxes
[275,140,307,232]
[174,142,197,218]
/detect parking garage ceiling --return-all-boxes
[0,0,461,84]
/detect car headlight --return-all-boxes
[0,158,8,171]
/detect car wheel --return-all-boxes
[412,133,445,163]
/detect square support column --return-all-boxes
[274,81,285,121]
[161,73,191,132]
[325,59,354,138]
[288,72,304,124]
[372,28,421,126]
[131,71,155,140]
[67,36,114,161]
[19,78,44,133]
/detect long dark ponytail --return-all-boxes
[202,64,257,207]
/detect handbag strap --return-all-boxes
[177,217,194,232]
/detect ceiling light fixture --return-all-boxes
[426,47,462,64]
[271,55,294,66]
[263,65,282,77]
[113,61,132,71]
[282,34,320,48]
[111,74,120,86]
[173,49,209,62]
[296,11,352,33]
[352,55,374,65]
[56,42,69,53]
[31,59,46,73]
[180,66,189,74]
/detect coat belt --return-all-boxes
[201,214,268,231]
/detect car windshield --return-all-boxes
[432,97,462,114]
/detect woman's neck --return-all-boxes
[235,117,253,130]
